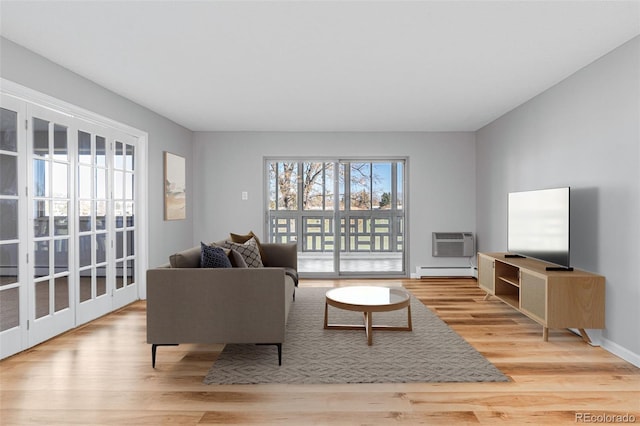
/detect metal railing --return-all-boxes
[269,211,404,253]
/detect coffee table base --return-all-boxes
[324,303,412,345]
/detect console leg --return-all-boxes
[483,293,491,301]
[542,327,549,342]
[578,328,592,344]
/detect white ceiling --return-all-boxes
[1,1,639,132]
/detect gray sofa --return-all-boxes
[146,241,297,367]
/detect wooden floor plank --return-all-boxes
[1,277,639,425]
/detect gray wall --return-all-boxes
[476,36,640,359]
[192,132,476,275]
[0,37,194,269]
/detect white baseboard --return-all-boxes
[569,328,640,367]
[600,336,640,368]
[415,266,475,278]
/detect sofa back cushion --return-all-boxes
[169,246,201,268]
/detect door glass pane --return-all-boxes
[126,259,135,286]
[373,163,391,210]
[96,201,106,230]
[127,230,134,256]
[302,162,323,211]
[325,163,335,210]
[115,260,124,289]
[0,108,18,152]
[79,269,92,303]
[116,231,123,259]
[53,201,68,236]
[0,243,18,286]
[125,173,133,200]
[125,144,134,171]
[78,131,91,164]
[339,163,346,211]
[54,239,69,273]
[96,266,107,296]
[0,154,18,195]
[79,200,92,232]
[35,280,49,319]
[33,159,48,197]
[0,199,18,240]
[79,235,92,267]
[0,287,19,331]
[34,241,49,278]
[96,169,106,199]
[54,276,69,312]
[53,124,67,161]
[115,202,124,229]
[78,166,92,198]
[397,162,404,209]
[95,136,106,167]
[125,202,134,227]
[96,233,106,263]
[350,163,371,210]
[277,162,297,210]
[33,118,49,157]
[52,163,68,198]
[114,142,123,169]
[33,200,49,237]
[114,171,123,199]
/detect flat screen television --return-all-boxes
[507,187,571,270]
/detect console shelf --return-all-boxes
[477,252,605,342]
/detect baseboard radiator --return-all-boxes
[415,266,476,278]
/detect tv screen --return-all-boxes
[508,187,570,268]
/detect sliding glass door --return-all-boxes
[266,158,406,277]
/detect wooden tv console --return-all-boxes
[477,252,605,343]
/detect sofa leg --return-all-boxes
[256,343,283,365]
[151,343,179,368]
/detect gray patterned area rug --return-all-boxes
[203,287,509,384]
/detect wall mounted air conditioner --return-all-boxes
[432,232,475,257]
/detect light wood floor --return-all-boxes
[1,278,639,425]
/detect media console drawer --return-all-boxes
[477,252,605,343]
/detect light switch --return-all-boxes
[241,191,248,200]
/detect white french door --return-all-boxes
[75,122,112,324]
[27,104,76,345]
[0,84,145,358]
[0,95,28,358]
[111,134,138,310]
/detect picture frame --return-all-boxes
[163,151,186,220]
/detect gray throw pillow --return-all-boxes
[218,238,264,268]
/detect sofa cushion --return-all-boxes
[169,245,201,268]
[219,238,264,268]
[229,231,267,263]
[200,243,232,268]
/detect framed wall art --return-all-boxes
[163,151,186,220]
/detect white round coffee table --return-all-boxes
[323,286,412,345]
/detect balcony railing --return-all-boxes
[270,210,404,274]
